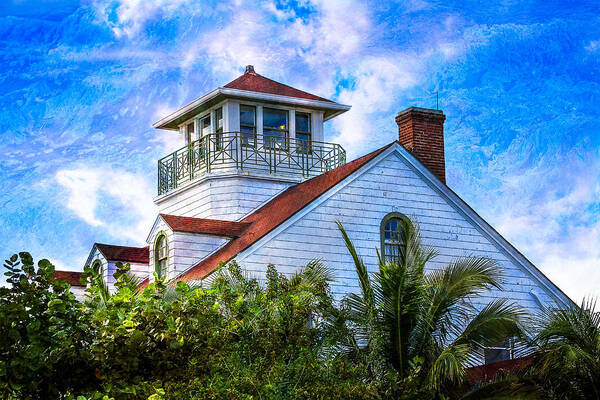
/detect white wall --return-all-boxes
[147,216,230,281]
[156,176,292,221]
[235,150,562,314]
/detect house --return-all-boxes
[55,65,571,364]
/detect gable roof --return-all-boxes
[52,270,85,287]
[95,243,149,264]
[160,214,251,237]
[176,142,394,282]
[224,66,334,103]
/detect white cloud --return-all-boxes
[490,153,600,304]
[55,169,104,227]
[55,166,157,243]
[586,40,600,52]
[93,0,194,38]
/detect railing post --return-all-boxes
[171,152,177,190]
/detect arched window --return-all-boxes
[380,213,407,261]
[91,259,103,275]
[154,232,168,278]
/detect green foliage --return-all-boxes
[528,298,600,399]
[1,238,591,399]
[0,255,375,399]
[336,219,527,397]
[0,253,95,399]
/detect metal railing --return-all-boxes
[157,132,346,195]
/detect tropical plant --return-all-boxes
[335,218,527,395]
[0,252,95,399]
[528,298,600,399]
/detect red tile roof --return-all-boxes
[95,243,149,263]
[52,270,85,287]
[224,65,334,103]
[160,214,251,237]
[176,142,394,282]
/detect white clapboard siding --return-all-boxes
[156,176,292,220]
[235,149,564,314]
[147,215,229,281]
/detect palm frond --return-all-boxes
[336,221,376,313]
[428,343,469,389]
[290,258,336,290]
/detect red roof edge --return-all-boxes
[160,214,251,237]
[176,141,396,282]
[466,356,533,384]
[52,270,85,287]
[95,243,149,263]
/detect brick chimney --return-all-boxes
[396,107,447,183]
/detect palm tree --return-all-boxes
[336,218,526,391]
[529,298,600,399]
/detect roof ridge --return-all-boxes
[224,69,334,103]
[176,141,396,282]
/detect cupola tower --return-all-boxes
[152,66,350,221]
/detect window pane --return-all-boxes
[240,106,255,126]
[215,108,223,133]
[295,112,310,133]
[264,108,288,130]
[201,115,211,136]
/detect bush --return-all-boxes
[0,254,378,399]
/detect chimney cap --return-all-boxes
[245,65,256,74]
[396,106,444,118]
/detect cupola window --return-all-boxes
[295,112,311,152]
[263,107,289,149]
[154,232,168,278]
[186,122,195,145]
[215,107,224,149]
[200,114,211,137]
[240,105,256,147]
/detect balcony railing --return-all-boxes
[157,132,346,195]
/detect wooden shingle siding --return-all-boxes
[157,176,292,221]
[236,150,557,313]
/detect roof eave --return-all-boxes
[152,88,351,130]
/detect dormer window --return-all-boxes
[264,108,289,149]
[154,232,168,278]
[240,105,256,147]
[295,112,311,152]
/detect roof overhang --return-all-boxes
[153,87,351,130]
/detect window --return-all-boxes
[263,107,288,148]
[154,232,168,278]
[484,340,514,364]
[200,115,211,137]
[240,105,256,147]
[380,213,407,262]
[295,112,311,152]
[215,107,224,150]
[186,122,194,145]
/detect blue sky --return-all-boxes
[0,0,598,302]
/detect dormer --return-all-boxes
[152,66,350,221]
